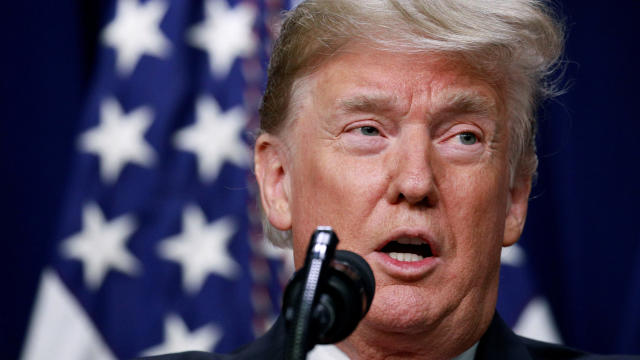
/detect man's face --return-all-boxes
[256,45,531,355]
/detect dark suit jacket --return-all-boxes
[139,312,636,359]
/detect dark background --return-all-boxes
[1,1,638,359]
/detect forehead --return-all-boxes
[287,45,505,128]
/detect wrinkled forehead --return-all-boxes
[279,45,508,138]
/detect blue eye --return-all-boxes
[359,126,380,136]
[458,132,477,145]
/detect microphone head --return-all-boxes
[281,242,376,350]
[314,250,375,344]
[333,250,375,314]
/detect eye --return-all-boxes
[458,132,478,145]
[359,126,380,136]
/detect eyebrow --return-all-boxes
[436,90,497,118]
[337,94,399,115]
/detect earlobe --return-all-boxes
[254,134,292,231]
[503,176,532,247]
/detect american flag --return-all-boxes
[19,0,558,359]
[21,0,294,358]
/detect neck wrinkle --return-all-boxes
[336,321,479,360]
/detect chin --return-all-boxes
[362,284,445,334]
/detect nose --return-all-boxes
[386,127,438,207]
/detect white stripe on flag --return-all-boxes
[21,268,116,360]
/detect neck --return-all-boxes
[336,316,487,360]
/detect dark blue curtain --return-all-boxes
[1,1,638,358]
[521,1,640,352]
[0,1,98,358]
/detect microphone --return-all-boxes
[283,226,375,360]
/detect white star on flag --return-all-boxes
[78,98,156,184]
[501,243,526,267]
[102,0,171,76]
[61,202,141,290]
[174,96,250,182]
[187,0,257,77]
[157,204,241,294]
[141,314,222,356]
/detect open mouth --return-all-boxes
[379,237,433,262]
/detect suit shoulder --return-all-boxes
[519,336,587,359]
[520,336,640,360]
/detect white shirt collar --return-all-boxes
[308,341,479,360]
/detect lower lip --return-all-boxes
[369,252,440,281]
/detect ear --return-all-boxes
[503,175,532,247]
[254,133,292,231]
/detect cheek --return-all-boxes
[439,165,509,255]
[288,151,387,256]
[435,170,507,306]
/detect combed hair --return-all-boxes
[259,0,566,247]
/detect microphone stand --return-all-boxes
[285,226,338,360]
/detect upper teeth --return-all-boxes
[389,252,424,262]
[396,237,424,245]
